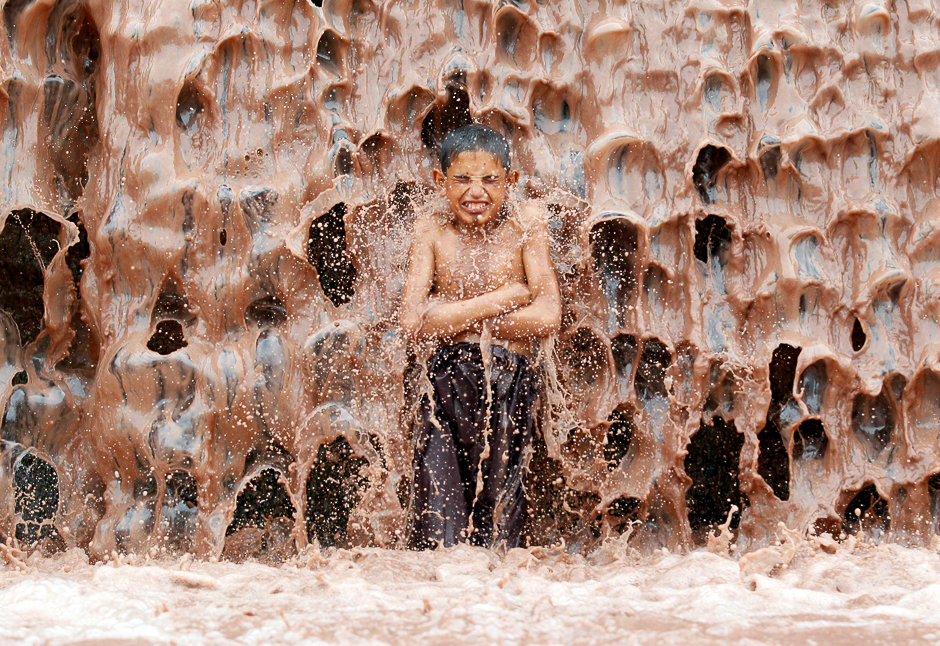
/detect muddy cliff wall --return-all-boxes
[0,0,939,559]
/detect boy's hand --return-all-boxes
[464,283,531,334]
[486,282,531,312]
[416,282,531,340]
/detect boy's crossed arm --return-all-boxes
[486,208,561,340]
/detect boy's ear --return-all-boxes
[508,169,519,184]
[432,169,446,192]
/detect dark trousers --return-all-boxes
[411,343,536,549]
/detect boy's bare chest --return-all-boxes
[433,228,526,298]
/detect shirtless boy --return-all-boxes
[400,124,562,549]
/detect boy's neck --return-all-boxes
[450,205,511,237]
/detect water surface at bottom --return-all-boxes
[1,537,939,645]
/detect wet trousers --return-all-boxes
[411,343,536,549]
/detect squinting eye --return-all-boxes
[483,177,501,185]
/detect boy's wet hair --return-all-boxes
[440,124,511,174]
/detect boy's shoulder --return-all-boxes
[514,200,548,227]
[511,200,550,241]
[412,210,448,239]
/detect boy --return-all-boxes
[400,124,562,548]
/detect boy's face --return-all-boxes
[433,151,518,230]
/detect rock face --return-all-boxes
[0,0,938,558]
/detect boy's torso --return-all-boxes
[428,208,534,356]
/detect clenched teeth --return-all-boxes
[462,201,489,212]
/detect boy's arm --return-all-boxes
[400,217,531,341]
[488,208,562,340]
[399,216,436,339]
[419,283,530,339]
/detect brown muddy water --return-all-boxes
[2,536,940,645]
[1,0,940,641]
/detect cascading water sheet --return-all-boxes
[0,0,938,559]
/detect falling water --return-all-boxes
[0,0,939,566]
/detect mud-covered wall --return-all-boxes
[1,0,939,559]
